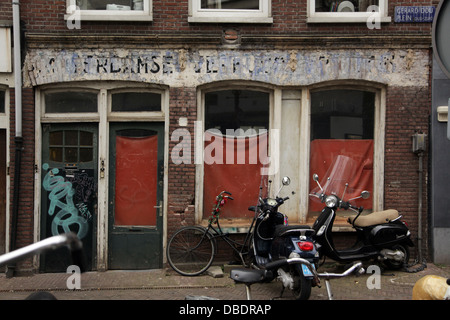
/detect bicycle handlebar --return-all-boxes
[265,257,364,280]
[0,232,86,272]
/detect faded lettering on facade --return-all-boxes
[24,49,429,87]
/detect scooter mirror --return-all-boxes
[282,176,291,186]
[313,174,319,182]
[361,190,370,199]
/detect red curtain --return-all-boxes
[203,131,268,220]
[115,135,158,226]
[309,139,373,212]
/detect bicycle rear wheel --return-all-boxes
[166,226,216,276]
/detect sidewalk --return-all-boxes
[0,262,449,300]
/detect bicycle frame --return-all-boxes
[205,190,258,267]
[205,215,257,267]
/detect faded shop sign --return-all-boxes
[24,49,429,87]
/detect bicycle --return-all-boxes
[166,191,255,276]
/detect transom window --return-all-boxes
[307,0,391,23]
[111,92,161,112]
[66,0,152,21]
[189,0,272,23]
[45,91,98,114]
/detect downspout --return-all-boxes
[7,0,23,277]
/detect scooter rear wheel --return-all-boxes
[383,244,410,270]
[292,269,312,300]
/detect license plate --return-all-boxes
[302,264,314,277]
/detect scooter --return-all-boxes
[309,156,414,269]
[249,177,320,300]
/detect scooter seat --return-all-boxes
[348,209,399,227]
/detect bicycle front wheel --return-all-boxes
[166,226,216,276]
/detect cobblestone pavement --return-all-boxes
[0,262,448,301]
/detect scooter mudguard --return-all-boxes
[368,220,413,248]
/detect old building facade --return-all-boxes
[0,0,442,273]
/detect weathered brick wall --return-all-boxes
[384,84,431,258]
[0,0,439,35]
[8,87,35,272]
[0,0,436,266]
[167,87,197,235]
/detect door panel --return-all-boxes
[114,134,158,226]
[108,123,164,270]
[40,124,98,272]
[0,130,6,257]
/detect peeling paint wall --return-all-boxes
[24,48,430,88]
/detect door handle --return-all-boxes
[154,201,163,216]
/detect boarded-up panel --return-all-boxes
[203,132,268,220]
[114,135,158,226]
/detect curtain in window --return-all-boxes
[309,139,373,212]
[203,131,268,220]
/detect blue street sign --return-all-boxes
[395,6,436,23]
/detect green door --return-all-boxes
[108,122,164,269]
[40,123,98,272]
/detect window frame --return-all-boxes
[299,83,385,229]
[188,0,273,23]
[195,83,274,226]
[108,88,165,122]
[307,0,391,24]
[65,0,153,22]
[40,88,100,123]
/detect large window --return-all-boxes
[307,0,391,23]
[189,0,272,23]
[66,0,152,21]
[202,89,271,221]
[308,89,375,219]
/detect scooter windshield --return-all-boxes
[310,155,358,201]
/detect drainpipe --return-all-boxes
[7,0,23,278]
[412,132,427,265]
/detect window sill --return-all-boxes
[64,12,153,22]
[188,16,273,24]
[307,15,392,23]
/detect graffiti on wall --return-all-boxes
[42,163,96,239]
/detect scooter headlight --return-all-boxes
[325,195,338,208]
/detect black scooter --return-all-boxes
[249,177,320,300]
[310,169,414,269]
